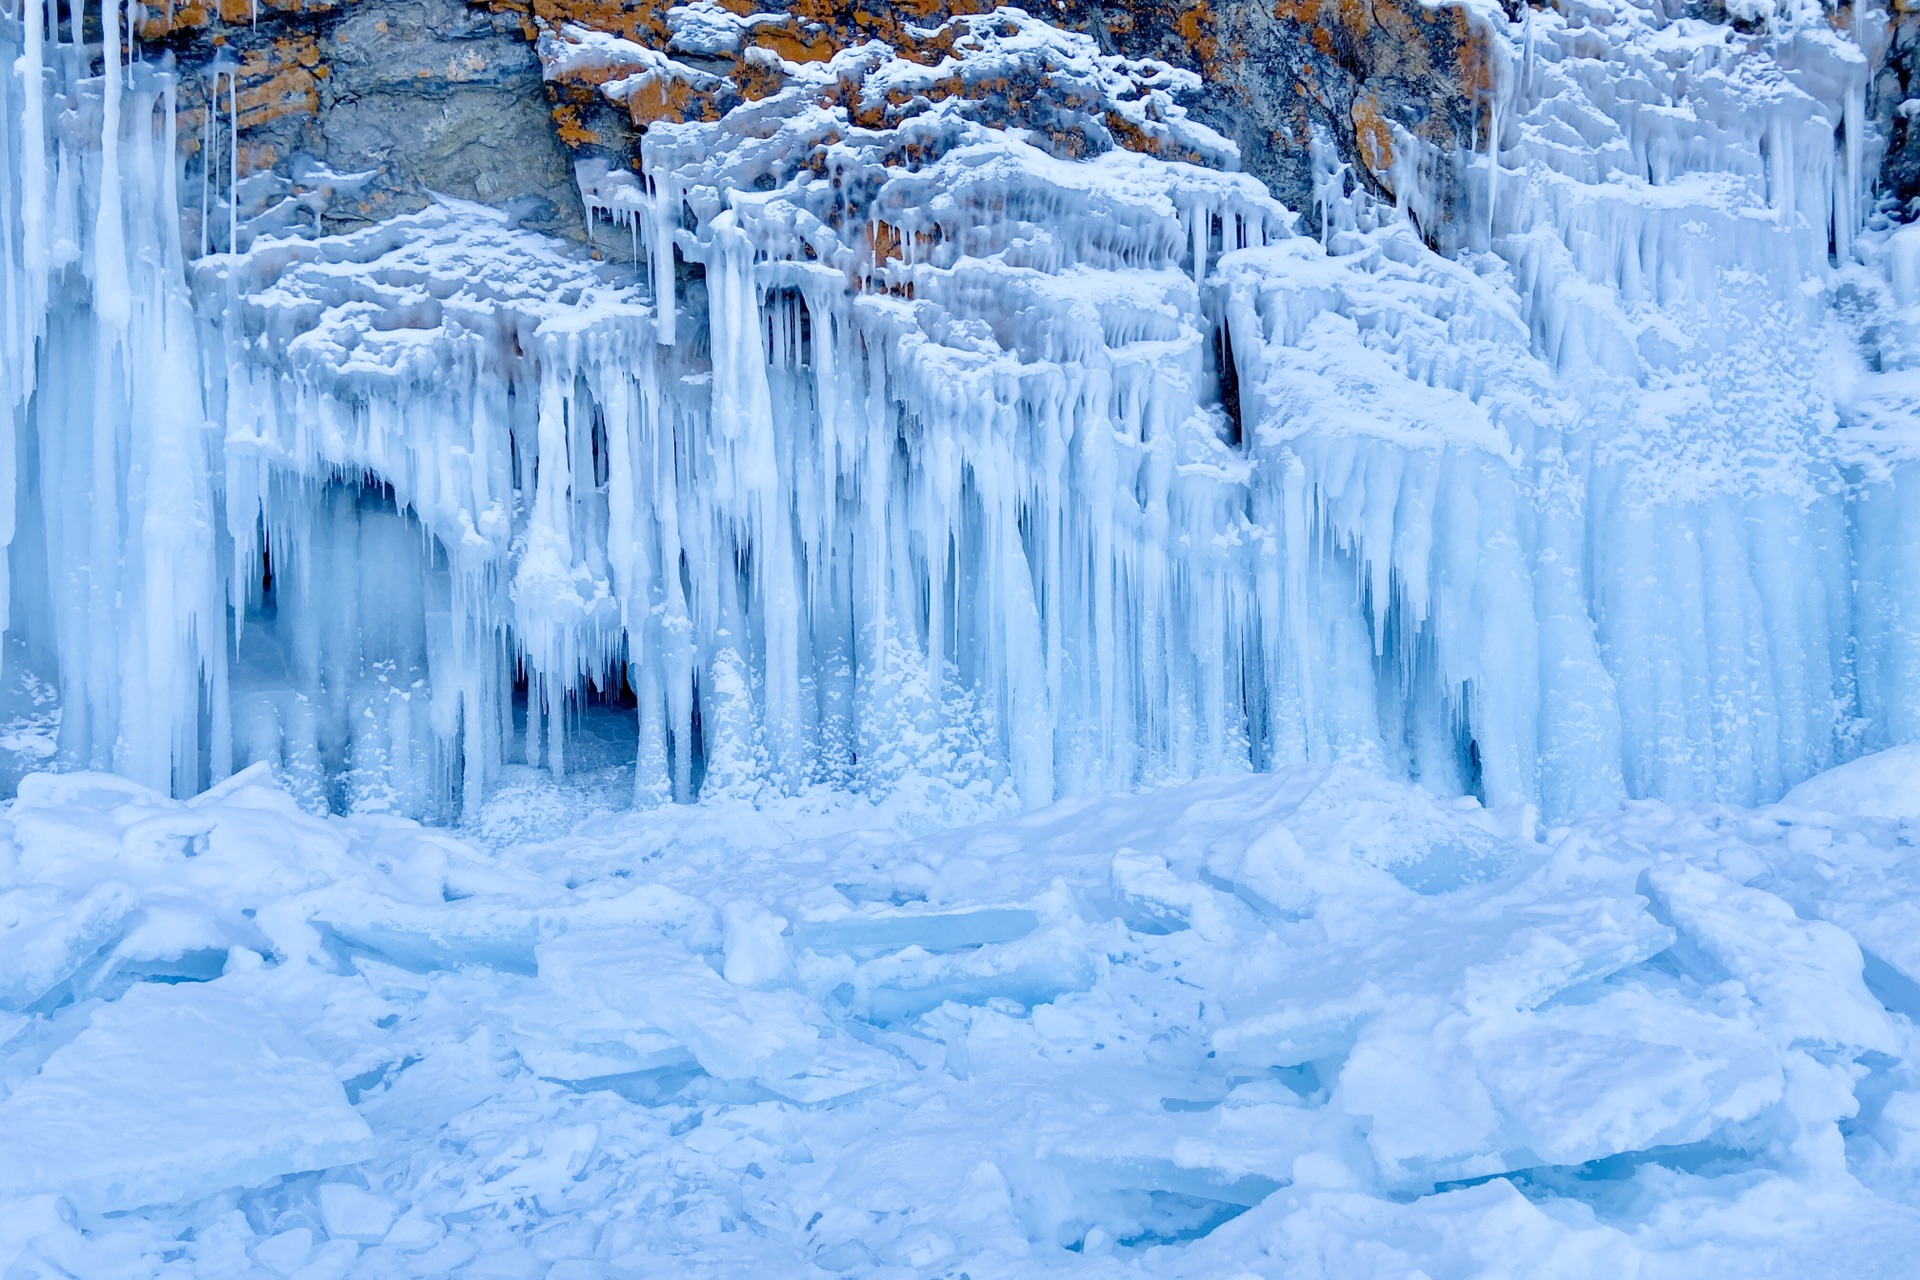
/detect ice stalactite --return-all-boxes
[3,1,225,798]
[1833,216,1920,757]
[543,11,1295,810]
[2,3,1919,819]
[544,2,1915,816]
[0,0,46,653]
[1226,0,1915,810]
[198,203,656,817]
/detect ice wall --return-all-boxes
[204,204,654,816]
[1,1,1917,819]
[1,1,226,801]
[1223,0,1915,811]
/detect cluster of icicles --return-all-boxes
[2,0,1917,821]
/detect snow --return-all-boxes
[1782,744,1920,819]
[3,754,1920,1273]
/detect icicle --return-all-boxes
[199,70,211,259]
[648,172,677,345]
[21,0,48,306]
[93,0,130,332]
[228,69,238,254]
[1838,79,1864,261]
[1485,90,1500,246]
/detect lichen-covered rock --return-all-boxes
[137,0,578,239]
[1876,0,1920,214]
[1063,0,1493,226]
[117,0,1501,243]
[513,0,1494,231]
[83,0,1920,250]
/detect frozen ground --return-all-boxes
[5,752,1920,1277]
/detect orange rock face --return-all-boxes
[129,0,1496,233]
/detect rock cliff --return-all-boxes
[117,0,1495,247]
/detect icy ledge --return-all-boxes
[5,754,1920,1273]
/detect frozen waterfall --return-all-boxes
[2,0,1918,820]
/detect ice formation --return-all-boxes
[1,0,1917,821]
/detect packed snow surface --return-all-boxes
[4,753,1920,1275]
